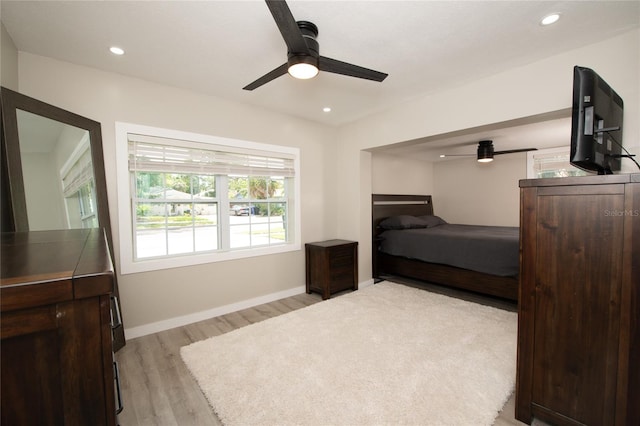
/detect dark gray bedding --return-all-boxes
[378,224,519,277]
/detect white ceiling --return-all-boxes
[2,0,638,158]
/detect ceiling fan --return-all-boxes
[243,0,388,91]
[440,140,537,163]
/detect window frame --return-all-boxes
[115,122,300,274]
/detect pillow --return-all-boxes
[418,215,448,227]
[378,215,429,230]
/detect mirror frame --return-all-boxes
[0,86,125,351]
[1,87,112,235]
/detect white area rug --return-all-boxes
[181,282,517,426]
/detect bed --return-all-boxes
[372,194,519,301]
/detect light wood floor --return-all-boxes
[115,278,542,426]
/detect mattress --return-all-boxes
[378,224,519,277]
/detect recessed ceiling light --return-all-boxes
[323,107,331,113]
[110,46,125,55]
[540,13,560,26]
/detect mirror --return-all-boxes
[1,87,109,233]
[1,87,125,351]
[17,110,97,230]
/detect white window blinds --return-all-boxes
[61,148,94,197]
[128,134,295,177]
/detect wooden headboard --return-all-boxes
[371,194,433,238]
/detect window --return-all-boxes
[116,123,300,274]
[60,135,98,228]
[526,147,588,179]
[133,171,218,258]
[227,175,289,249]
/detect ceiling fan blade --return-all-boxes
[243,63,289,91]
[319,56,388,82]
[494,148,538,155]
[266,0,310,55]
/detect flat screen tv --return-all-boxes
[570,66,623,174]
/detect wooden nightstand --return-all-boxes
[305,240,358,300]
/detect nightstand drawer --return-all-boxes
[330,248,355,267]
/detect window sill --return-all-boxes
[119,242,301,275]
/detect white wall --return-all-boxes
[18,53,338,334]
[371,153,434,196]
[21,152,66,230]
[433,154,527,226]
[1,22,18,90]
[337,29,639,283]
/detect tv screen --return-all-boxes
[570,66,623,174]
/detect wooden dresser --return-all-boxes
[516,174,639,426]
[1,229,119,425]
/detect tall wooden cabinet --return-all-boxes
[1,229,120,425]
[516,174,639,426]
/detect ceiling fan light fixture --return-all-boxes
[288,56,319,80]
[243,2,387,90]
[477,140,495,162]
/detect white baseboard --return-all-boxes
[124,279,375,340]
[124,285,305,339]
